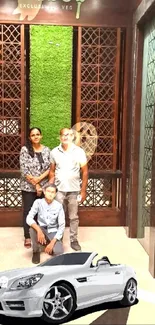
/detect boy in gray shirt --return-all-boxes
[26,183,65,264]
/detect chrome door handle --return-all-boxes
[115,271,120,274]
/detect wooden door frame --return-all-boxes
[127,0,155,276]
[0,23,130,228]
[126,0,155,238]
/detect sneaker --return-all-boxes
[70,241,81,251]
[32,251,40,264]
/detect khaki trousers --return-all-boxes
[55,191,79,242]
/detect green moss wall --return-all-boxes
[30,25,73,148]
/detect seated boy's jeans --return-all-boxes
[29,227,64,255]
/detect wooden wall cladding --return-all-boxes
[0,0,133,27]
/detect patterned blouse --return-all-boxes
[19,145,51,192]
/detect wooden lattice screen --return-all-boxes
[76,27,122,209]
[0,24,124,226]
[0,24,25,212]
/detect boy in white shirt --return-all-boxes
[26,183,65,264]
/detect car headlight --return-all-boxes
[9,273,43,291]
[0,276,9,288]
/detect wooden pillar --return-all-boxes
[149,105,155,277]
[126,24,143,238]
[121,24,132,226]
[128,0,155,278]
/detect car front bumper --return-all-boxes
[0,287,45,318]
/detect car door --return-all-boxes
[86,263,124,303]
[76,263,123,305]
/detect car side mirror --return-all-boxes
[96,260,110,270]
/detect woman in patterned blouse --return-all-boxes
[19,127,51,248]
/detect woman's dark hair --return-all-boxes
[26,127,42,158]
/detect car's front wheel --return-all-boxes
[42,283,76,324]
[120,278,137,306]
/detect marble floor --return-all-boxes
[0,227,155,324]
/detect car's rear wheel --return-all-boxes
[120,278,137,306]
[41,283,76,324]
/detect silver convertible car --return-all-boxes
[0,252,137,324]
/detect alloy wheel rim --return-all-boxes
[126,279,137,303]
[43,285,73,320]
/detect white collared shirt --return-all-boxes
[50,144,87,191]
[26,198,65,240]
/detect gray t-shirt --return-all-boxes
[50,144,87,192]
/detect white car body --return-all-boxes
[0,252,137,323]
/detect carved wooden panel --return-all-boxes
[76,27,122,208]
[0,24,25,208]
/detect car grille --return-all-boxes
[0,302,3,310]
[5,301,25,311]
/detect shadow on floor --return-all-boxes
[0,300,138,325]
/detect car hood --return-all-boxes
[0,264,82,282]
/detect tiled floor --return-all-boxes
[0,227,155,324]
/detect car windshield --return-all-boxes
[39,252,92,266]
